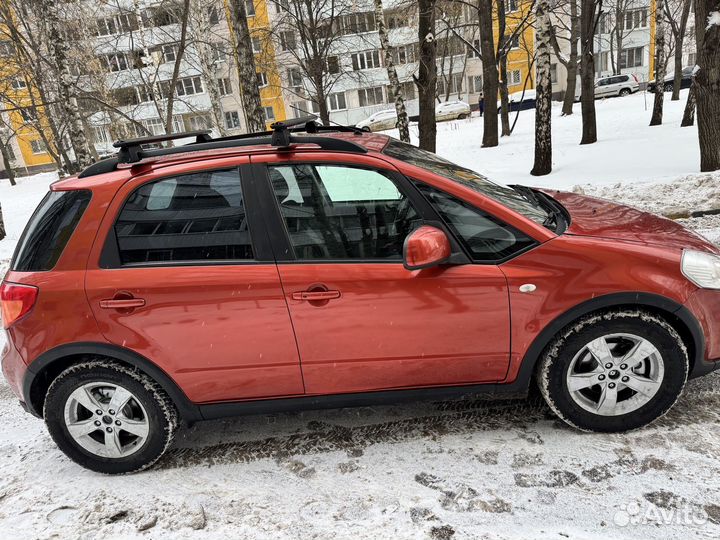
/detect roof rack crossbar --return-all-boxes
[114,130,212,164]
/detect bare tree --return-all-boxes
[478,0,498,147]
[416,0,437,151]
[496,0,511,135]
[694,0,720,171]
[681,84,696,125]
[374,0,410,142]
[532,0,553,175]
[0,204,5,241]
[550,0,581,115]
[665,0,693,100]
[228,0,265,132]
[650,0,667,125]
[580,0,600,144]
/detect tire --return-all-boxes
[361,126,371,132]
[537,310,688,433]
[664,83,674,92]
[44,360,178,474]
[457,113,469,119]
[619,88,631,97]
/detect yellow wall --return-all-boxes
[496,1,536,94]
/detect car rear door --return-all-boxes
[251,153,512,395]
[85,159,305,404]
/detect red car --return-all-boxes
[2,120,720,473]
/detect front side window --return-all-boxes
[416,183,535,262]
[268,164,420,260]
[114,169,253,265]
[383,140,550,226]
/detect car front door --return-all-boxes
[85,161,305,404]
[252,154,512,395]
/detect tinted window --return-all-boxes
[416,183,535,262]
[269,164,421,260]
[114,169,252,265]
[383,140,549,225]
[12,190,91,271]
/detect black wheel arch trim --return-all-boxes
[510,291,710,390]
[22,342,202,423]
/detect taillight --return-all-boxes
[0,281,38,329]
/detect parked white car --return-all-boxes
[435,100,471,121]
[576,74,640,100]
[355,109,398,132]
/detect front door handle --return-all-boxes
[99,295,146,310]
[291,290,341,301]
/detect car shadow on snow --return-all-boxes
[157,372,720,470]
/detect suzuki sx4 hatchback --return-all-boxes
[3,122,720,473]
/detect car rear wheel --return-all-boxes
[537,310,688,432]
[619,88,631,97]
[664,82,674,92]
[44,360,178,474]
[457,113,469,119]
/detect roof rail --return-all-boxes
[78,121,368,178]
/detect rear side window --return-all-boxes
[12,190,91,271]
[113,169,253,265]
[416,183,536,262]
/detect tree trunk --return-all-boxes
[580,0,598,144]
[45,0,94,172]
[164,0,192,137]
[532,0,553,176]
[650,0,667,126]
[478,0,499,147]
[694,0,720,171]
[417,0,437,152]
[229,0,266,132]
[562,0,580,115]
[672,0,692,100]
[0,204,5,242]
[681,80,696,126]
[496,0,511,136]
[375,0,410,142]
[0,139,16,186]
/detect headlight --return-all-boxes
[681,249,720,289]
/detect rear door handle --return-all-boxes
[99,298,146,309]
[291,290,341,301]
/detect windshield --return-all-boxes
[383,140,550,226]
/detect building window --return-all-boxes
[327,92,347,111]
[280,31,296,51]
[96,13,138,36]
[287,68,303,88]
[251,37,262,54]
[10,77,26,90]
[468,74,483,94]
[624,8,648,30]
[688,52,697,66]
[467,39,481,58]
[263,106,275,121]
[386,12,409,29]
[20,107,37,122]
[597,51,610,72]
[225,110,242,129]
[509,34,520,49]
[141,118,165,136]
[342,13,376,34]
[509,70,522,86]
[175,76,204,96]
[325,56,340,74]
[596,13,609,34]
[104,53,129,72]
[619,46,644,69]
[358,86,384,107]
[352,50,381,71]
[550,63,558,84]
[30,140,46,154]
[290,101,308,118]
[391,44,417,65]
[246,0,256,16]
[257,72,268,87]
[162,44,178,63]
[217,77,232,95]
[437,73,464,96]
[275,0,290,13]
[386,81,416,102]
[209,42,227,62]
[505,0,518,12]
[189,114,212,131]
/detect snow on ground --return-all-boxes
[1,93,720,539]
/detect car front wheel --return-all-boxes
[44,360,178,474]
[619,88,631,96]
[538,310,688,432]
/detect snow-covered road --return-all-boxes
[2,92,720,539]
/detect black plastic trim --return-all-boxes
[22,342,202,422]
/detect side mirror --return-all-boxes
[403,226,452,271]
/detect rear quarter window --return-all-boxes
[12,190,92,272]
